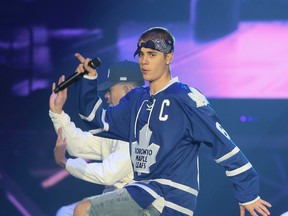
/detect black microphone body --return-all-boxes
[54,57,101,93]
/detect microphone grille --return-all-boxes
[89,57,101,69]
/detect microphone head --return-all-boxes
[89,57,101,69]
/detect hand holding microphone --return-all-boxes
[54,56,101,93]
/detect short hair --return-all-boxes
[138,27,175,49]
[118,81,143,88]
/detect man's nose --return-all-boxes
[105,92,110,99]
[140,55,148,64]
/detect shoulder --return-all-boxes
[169,82,209,108]
[125,86,149,98]
[118,86,148,106]
[166,81,199,95]
[131,86,149,94]
[187,87,210,108]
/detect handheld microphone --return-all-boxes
[54,57,101,93]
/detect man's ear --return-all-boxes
[123,85,133,93]
[166,53,174,65]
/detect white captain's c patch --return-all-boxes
[188,88,209,108]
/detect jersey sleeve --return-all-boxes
[75,76,133,141]
[182,87,260,204]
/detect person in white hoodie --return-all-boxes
[49,60,144,215]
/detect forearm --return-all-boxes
[189,99,260,204]
[65,158,132,185]
[75,76,131,141]
[56,158,67,169]
[75,75,102,127]
[66,142,133,185]
[49,110,103,160]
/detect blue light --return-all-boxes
[240,115,254,123]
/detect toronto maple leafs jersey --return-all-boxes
[76,76,260,216]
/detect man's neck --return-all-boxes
[149,73,171,95]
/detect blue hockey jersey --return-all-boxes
[76,77,259,215]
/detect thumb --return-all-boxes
[240,205,245,216]
[63,137,67,145]
[57,128,63,137]
[52,82,56,92]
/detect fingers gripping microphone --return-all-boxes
[54,57,101,93]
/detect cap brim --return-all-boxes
[97,81,115,91]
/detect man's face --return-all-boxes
[137,45,173,83]
[104,83,127,107]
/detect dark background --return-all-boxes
[0,0,288,215]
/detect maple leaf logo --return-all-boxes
[188,88,209,108]
[131,124,160,175]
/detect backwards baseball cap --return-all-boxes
[98,60,144,91]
